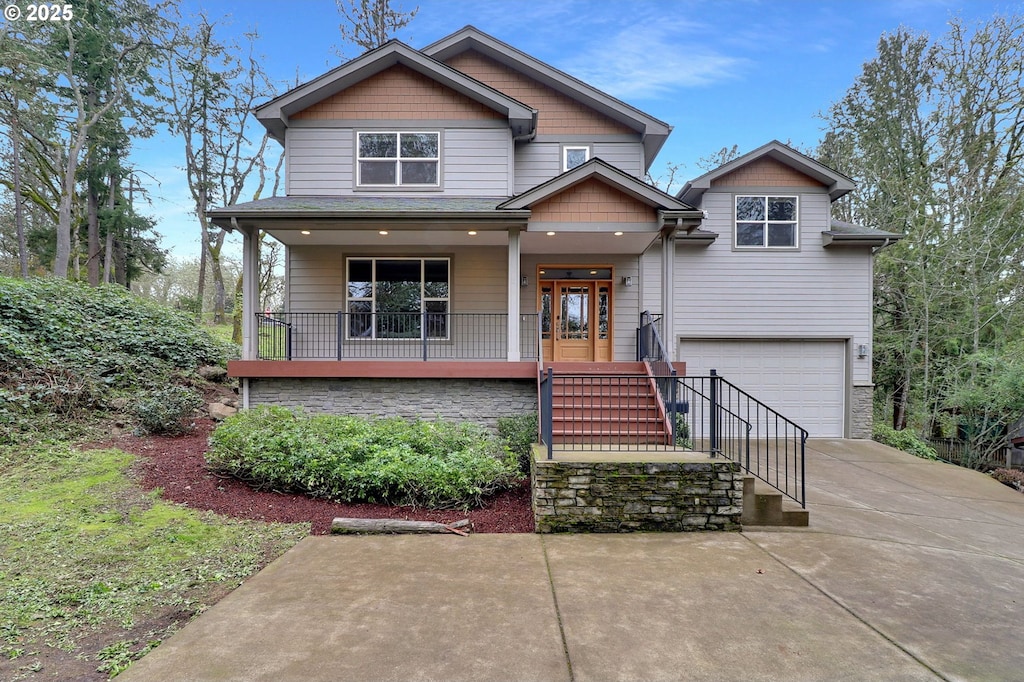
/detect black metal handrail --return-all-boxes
[255,312,539,361]
[679,371,807,507]
[536,368,807,507]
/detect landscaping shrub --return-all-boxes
[134,386,204,435]
[873,423,939,460]
[0,276,234,439]
[497,413,538,474]
[207,407,520,509]
[991,468,1024,493]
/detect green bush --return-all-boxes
[497,413,538,474]
[207,407,520,509]
[0,276,234,436]
[134,386,204,435]
[873,423,938,460]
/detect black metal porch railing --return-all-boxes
[538,369,808,507]
[255,312,539,361]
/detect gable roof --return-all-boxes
[499,158,701,224]
[423,26,672,167]
[677,140,857,204]
[256,40,536,143]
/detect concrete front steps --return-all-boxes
[545,362,672,446]
[740,477,809,527]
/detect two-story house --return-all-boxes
[210,26,898,441]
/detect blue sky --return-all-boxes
[135,0,1012,259]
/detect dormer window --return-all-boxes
[563,145,591,171]
[358,132,439,187]
[735,196,798,248]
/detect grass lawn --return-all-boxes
[0,442,308,680]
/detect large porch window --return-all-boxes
[346,258,450,339]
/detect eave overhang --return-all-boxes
[822,219,904,249]
[678,140,857,205]
[207,196,530,232]
[255,40,537,143]
[423,26,672,169]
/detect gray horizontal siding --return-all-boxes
[286,128,353,196]
[285,245,508,359]
[286,127,511,196]
[672,191,873,384]
[514,141,645,193]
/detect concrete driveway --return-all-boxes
[120,440,1024,681]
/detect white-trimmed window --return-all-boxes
[562,145,591,171]
[357,132,439,187]
[346,258,449,339]
[735,196,798,248]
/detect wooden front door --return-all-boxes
[540,274,612,362]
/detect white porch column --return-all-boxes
[661,229,676,362]
[507,227,522,361]
[240,224,258,360]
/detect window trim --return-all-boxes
[734,195,799,249]
[345,257,451,340]
[562,144,592,172]
[356,131,441,188]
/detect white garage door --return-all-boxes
[678,339,846,437]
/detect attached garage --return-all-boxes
[678,339,847,437]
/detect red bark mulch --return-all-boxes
[114,418,535,534]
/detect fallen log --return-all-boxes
[331,518,471,535]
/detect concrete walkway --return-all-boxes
[120,440,1024,681]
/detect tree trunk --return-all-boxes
[87,160,101,286]
[232,273,243,344]
[11,99,28,278]
[103,168,116,283]
[209,227,227,324]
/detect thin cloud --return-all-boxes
[561,20,747,99]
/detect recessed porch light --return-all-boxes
[300,230,311,235]
[590,270,597,275]
[379,230,389,235]
[546,231,556,236]
[467,230,477,236]
[614,231,624,236]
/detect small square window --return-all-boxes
[563,146,590,171]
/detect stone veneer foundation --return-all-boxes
[531,449,743,533]
[246,377,536,430]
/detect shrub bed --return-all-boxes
[207,407,520,510]
[873,423,938,460]
[991,468,1024,492]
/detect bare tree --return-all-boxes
[162,12,274,323]
[335,0,418,55]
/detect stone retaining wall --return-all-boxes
[532,456,743,532]
[248,377,536,430]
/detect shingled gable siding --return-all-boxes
[290,64,504,121]
[709,157,822,188]
[528,179,654,223]
[285,63,512,196]
[443,51,634,136]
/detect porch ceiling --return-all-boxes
[264,226,658,254]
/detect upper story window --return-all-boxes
[563,145,591,171]
[735,196,798,248]
[357,132,439,187]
